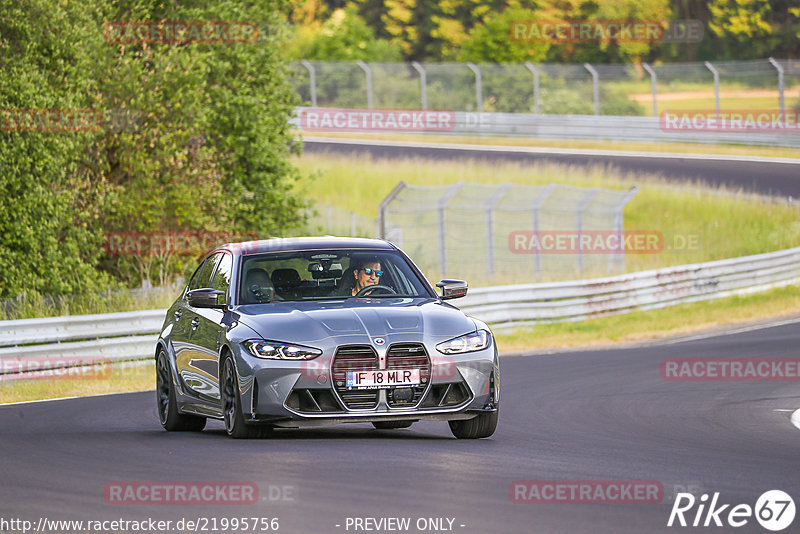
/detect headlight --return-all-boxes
[436,330,490,354]
[243,340,322,360]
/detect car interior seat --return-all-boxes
[241,268,275,304]
[271,268,302,299]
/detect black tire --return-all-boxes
[221,356,270,439]
[372,421,414,430]
[448,410,498,439]
[156,349,206,432]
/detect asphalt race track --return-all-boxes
[2,321,799,534]
[303,138,800,199]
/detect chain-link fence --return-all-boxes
[377,182,637,284]
[289,204,377,239]
[291,58,800,117]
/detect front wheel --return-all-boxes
[448,410,498,439]
[156,349,206,432]
[220,357,270,439]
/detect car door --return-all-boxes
[177,253,222,401]
[171,260,204,389]
[188,252,233,402]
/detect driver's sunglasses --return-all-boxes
[361,267,383,277]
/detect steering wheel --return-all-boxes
[354,284,396,297]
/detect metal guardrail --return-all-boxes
[1,246,798,376]
[292,109,800,148]
[0,309,165,346]
[458,246,800,328]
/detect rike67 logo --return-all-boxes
[668,490,795,531]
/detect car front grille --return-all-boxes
[332,345,379,409]
[386,343,430,408]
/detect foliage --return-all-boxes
[457,7,549,63]
[0,0,307,297]
[289,7,403,61]
[0,0,112,296]
[288,0,800,63]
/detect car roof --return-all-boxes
[217,236,397,256]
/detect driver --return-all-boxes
[347,258,383,296]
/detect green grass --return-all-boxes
[0,361,155,404]
[495,283,800,352]
[0,286,181,321]
[655,96,782,112]
[606,79,799,116]
[294,152,800,285]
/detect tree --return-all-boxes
[0,0,309,295]
[458,7,550,63]
[289,6,403,61]
[0,0,110,297]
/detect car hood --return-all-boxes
[235,298,475,344]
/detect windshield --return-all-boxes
[238,249,431,303]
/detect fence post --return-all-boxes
[327,206,333,234]
[299,60,317,107]
[642,62,658,117]
[611,186,639,272]
[576,188,599,275]
[524,62,540,114]
[351,211,357,237]
[584,63,600,115]
[532,184,557,276]
[768,57,785,118]
[466,62,483,112]
[704,61,720,119]
[438,182,465,277]
[377,181,407,240]
[356,60,374,109]
[411,61,427,110]
[486,184,512,279]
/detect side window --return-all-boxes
[211,253,233,299]
[195,253,221,289]
[185,261,205,294]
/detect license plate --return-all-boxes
[346,369,421,389]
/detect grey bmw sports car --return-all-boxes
[155,237,499,439]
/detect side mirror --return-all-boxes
[436,279,468,300]
[187,288,227,309]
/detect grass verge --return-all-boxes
[295,152,800,285]
[495,284,800,353]
[0,360,154,405]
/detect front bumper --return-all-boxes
[232,341,499,428]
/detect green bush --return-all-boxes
[0,0,307,297]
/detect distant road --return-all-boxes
[303,137,800,199]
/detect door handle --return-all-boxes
[191,317,200,330]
